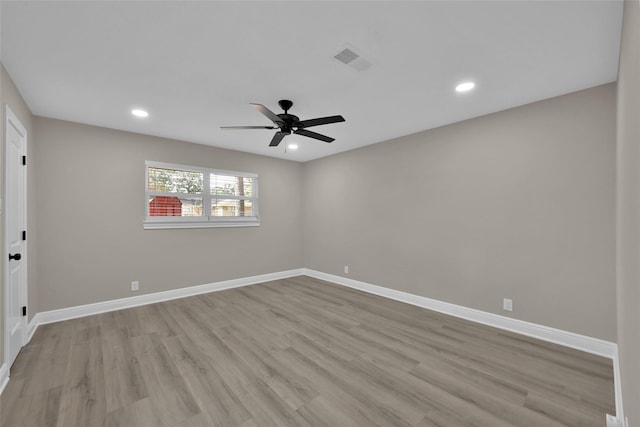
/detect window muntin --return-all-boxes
[145,161,259,228]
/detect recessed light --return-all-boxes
[131,109,149,118]
[287,143,299,150]
[455,82,475,93]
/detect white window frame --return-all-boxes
[144,160,260,229]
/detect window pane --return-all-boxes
[210,174,253,197]
[149,196,203,217]
[211,199,253,217]
[148,167,203,194]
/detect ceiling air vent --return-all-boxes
[333,45,372,72]
[334,48,359,65]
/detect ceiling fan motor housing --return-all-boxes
[276,114,299,133]
[278,99,294,113]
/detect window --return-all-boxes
[144,161,259,229]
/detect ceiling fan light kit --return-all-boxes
[221,100,345,147]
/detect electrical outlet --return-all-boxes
[503,298,513,312]
[344,265,349,274]
[131,281,139,291]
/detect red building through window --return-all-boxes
[149,196,182,216]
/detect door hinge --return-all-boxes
[22,306,27,317]
[22,230,26,241]
[22,155,26,166]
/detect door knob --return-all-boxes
[9,253,21,261]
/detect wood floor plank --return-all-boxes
[162,333,253,427]
[174,412,220,427]
[130,333,201,426]
[282,338,421,427]
[0,276,615,426]
[17,322,74,397]
[104,397,168,427]
[101,326,148,413]
[272,348,388,427]
[56,331,106,427]
[523,391,605,427]
[408,361,566,427]
[0,379,27,427]
[296,395,372,427]
[220,327,320,411]
[24,385,63,427]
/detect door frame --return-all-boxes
[3,105,28,369]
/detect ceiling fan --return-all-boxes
[221,100,345,147]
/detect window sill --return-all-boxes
[144,220,260,230]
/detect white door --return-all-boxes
[4,106,27,369]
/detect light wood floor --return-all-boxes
[1,276,615,427]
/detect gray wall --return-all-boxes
[304,84,616,341]
[1,64,36,368]
[616,0,640,425]
[34,117,303,311]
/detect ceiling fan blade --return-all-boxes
[269,132,287,147]
[297,115,345,128]
[220,125,275,130]
[250,103,284,125]
[294,129,334,143]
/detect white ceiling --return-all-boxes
[1,1,623,162]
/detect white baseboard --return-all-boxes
[27,314,39,343]
[0,363,8,396]
[611,348,626,426]
[31,269,304,329]
[607,413,627,427]
[302,268,625,424]
[303,269,616,356]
